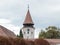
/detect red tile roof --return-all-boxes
[45,39,60,44]
[23,9,34,25]
[0,25,16,38]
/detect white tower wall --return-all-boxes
[22,27,35,39]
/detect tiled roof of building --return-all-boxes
[0,25,16,38]
[23,9,34,25]
[45,39,60,44]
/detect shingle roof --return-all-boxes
[23,9,34,25]
[0,25,16,38]
[45,39,60,44]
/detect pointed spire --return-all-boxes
[23,6,34,25]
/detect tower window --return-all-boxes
[24,32,25,34]
[27,29,29,34]
[31,32,33,34]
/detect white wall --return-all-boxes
[22,27,35,39]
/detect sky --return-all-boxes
[0,0,60,38]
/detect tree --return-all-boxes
[39,30,46,38]
[20,30,23,38]
[46,26,57,30]
[17,30,23,38]
[39,26,60,39]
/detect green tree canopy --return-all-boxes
[39,26,60,39]
[46,26,57,30]
[17,29,23,38]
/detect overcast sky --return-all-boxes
[0,0,60,38]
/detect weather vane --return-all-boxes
[28,4,29,9]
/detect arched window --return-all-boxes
[27,29,29,34]
[31,32,33,34]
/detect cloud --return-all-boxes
[2,24,20,35]
[0,0,60,38]
[34,28,41,38]
[0,23,20,35]
[0,18,20,35]
[0,19,11,23]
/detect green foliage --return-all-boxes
[39,30,46,38]
[20,30,23,38]
[46,26,57,30]
[17,30,23,38]
[39,26,60,39]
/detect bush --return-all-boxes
[0,36,50,45]
[34,39,50,45]
[0,36,12,45]
[27,40,35,45]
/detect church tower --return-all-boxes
[21,7,35,39]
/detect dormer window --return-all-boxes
[27,29,29,34]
